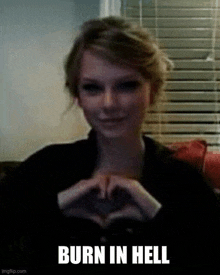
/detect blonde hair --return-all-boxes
[64,16,173,106]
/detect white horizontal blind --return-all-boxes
[121,0,220,151]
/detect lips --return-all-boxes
[99,118,126,128]
[99,117,125,123]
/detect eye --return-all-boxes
[116,81,141,92]
[81,84,103,95]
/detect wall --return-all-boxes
[0,0,100,161]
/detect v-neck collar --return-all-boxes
[86,130,172,185]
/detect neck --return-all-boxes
[95,132,145,179]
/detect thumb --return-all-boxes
[107,175,119,200]
[96,174,110,199]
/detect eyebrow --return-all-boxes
[81,74,142,83]
[80,77,100,83]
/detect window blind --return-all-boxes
[121,0,220,151]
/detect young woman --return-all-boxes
[0,16,219,274]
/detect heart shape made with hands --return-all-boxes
[63,175,145,228]
[90,185,132,215]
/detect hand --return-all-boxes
[57,174,162,228]
[58,174,108,208]
[107,175,162,220]
[57,175,109,221]
[58,175,124,227]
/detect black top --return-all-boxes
[0,131,220,274]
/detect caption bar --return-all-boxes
[58,246,170,264]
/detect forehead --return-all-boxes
[79,50,142,81]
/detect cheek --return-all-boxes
[78,96,96,112]
[81,104,95,117]
[79,99,100,123]
[129,93,150,114]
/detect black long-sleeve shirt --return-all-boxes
[1,131,220,274]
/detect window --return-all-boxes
[121,0,220,151]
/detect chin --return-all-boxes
[99,130,125,139]
[97,126,137,139]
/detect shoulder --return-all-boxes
[1,135,96,192]
[143,135,186,175]
[27,138,92,162]
[142,135,216,200]
[143,135,203,175]
[19,135,95,171]
[143,137,220,226]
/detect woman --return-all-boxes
[0,16,219,274]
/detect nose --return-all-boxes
[102,88,118,109]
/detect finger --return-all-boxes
[107,175,120,200]
[66,178,101,202]
[108,204,144,222]
[76,179,98,197]
[97,175,109,199]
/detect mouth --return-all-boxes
[99,118,126,128]
[100,117,126,123]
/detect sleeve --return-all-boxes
[140,160,220,269]
[0,146,66,267]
